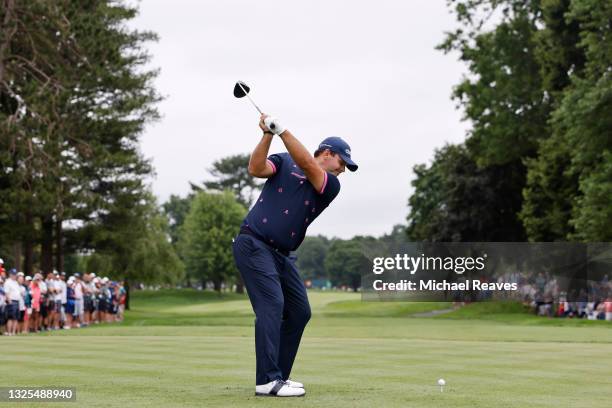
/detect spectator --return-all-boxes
[17,272,27,333]
[49,272,62,330]
[0,276,6,335]
[97,278,109,323]
[117,281,126,321]
[23,275,33,333]
[30,274,42,333]
[92,277,101,323]
[45,272,57,330]
[4,269,21,335]
[83,273,95,325]
[110,281,118,321]
[37,273,48,331]
[595,301,606,320]
[65,277,76,329]
[0,258,5,278]
[73,273,84,327]
[58,272,68,329]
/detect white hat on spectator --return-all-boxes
[17,271,25,277]
[91,273,96,277]
[0,258,3,264]
[25,276,32,281]
[102,277,109,283]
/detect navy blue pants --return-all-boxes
[232,234,311,385]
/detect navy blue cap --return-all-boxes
[9,268,17,275]
[318,137,358,172]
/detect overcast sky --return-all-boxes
[129,0,470,239]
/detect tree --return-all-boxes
[0,1,80,273]
[429,0,611,242]
[121,209,184,286]
[325,239,369,291]
[0,1,162,275]
[438,0,550,167]
[406,154,445,241]
[88,190,184,309]
[295,235,331,281]
[379,225,410,254]
[431,0,550,244]
[186,153,260,293]
[85,253,114,277]
[84,191,183,308]
[520,134,577,240]
[521,0,612,241]
[407,144,526,241]
[197,153,262,208]
[179,191,246,292]
[162,194,193,246]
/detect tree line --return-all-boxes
[0,1,181,289]
[407,0,611,242]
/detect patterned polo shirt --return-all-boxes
[243,152,341,252]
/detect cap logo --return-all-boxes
[345,149,351,155]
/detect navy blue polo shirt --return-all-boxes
[243,152,341,252]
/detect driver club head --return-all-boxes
[233,81,250,98]
[233,80,263,114]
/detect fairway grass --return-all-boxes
[2,290,611,408]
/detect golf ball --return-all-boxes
[438,379,446,386]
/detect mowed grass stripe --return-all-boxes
[42,316,612,343]
[5,336,611,407]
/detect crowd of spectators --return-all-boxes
[0,258,126,336]
[495,270,612,320]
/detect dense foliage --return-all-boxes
[407,0,611,242]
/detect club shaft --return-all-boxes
[246,94,262,114]
[238,82,262,114]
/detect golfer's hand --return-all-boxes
[263,114,286,135]
[259,114,272,133]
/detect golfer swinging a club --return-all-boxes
[233,113,357,397]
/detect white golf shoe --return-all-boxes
[285,379,304,388]
[255,380,305,397]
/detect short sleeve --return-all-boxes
[319,172,341,204]
[267,153,284,176]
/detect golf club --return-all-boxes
[234,81,262,114]
[234,81,278,132]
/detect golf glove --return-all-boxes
[264,116,286,135]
